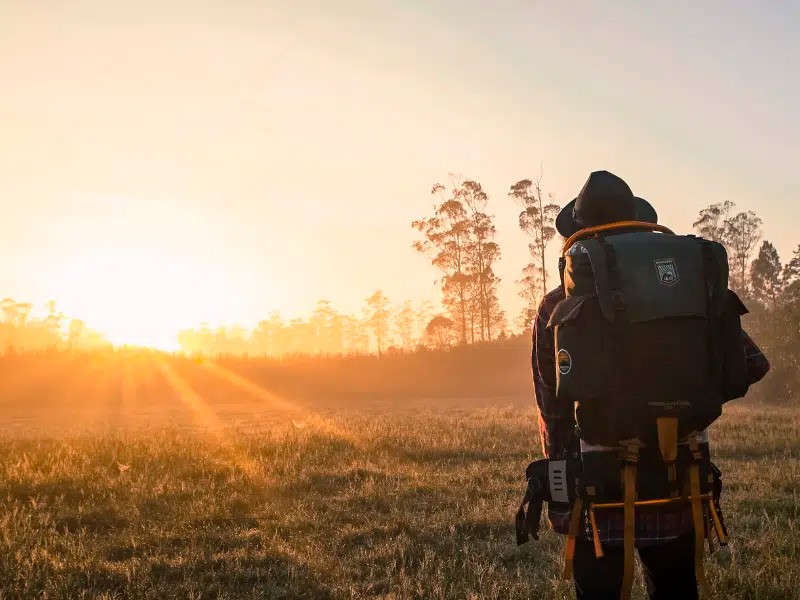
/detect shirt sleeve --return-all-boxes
[532,294,575,458]
[742,329,770,385]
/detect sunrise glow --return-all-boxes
[49,249,236,350]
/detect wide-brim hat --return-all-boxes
[555,170,658,237]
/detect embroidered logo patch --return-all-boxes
[557,349,572,375]
[654,258,679,286]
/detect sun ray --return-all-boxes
[199,360,306,415]
[156,359,224,430]
[199,360,360,446]
[155,358,269,483]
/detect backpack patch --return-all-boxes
[654,258,679,286]
[557,349,572,375]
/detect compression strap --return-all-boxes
[657,417,680,497]
[562,498,584,581]
[689,438,712,598]
[588,505,605,559]
[620,442,640,600]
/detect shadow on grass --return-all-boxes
[280,467,398,496]
[55,507,128,533]
[4,478,87,504]
[68,551,333,599]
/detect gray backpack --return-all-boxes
[549,224,748,447]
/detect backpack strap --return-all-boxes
[579,239,616,322]
[701,241,723,392]
[707,496,729,546]
[515,491,544,545]
[586,486,605,559]
[515,464,548,545]
[562,221,675,255]
[709,462,729,546]
[562,497,584,581]
[588,505,605,558]
[619,440,641,600]
[688,436,712,598]
[656,417,680,497]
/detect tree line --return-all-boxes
[167,178,800,404]
[0,299,107,352]
[691,201,800,400]
[175,295,455,358]
[2,174,797,400]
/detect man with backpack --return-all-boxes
[528,171,770,600]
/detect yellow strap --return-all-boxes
[657,417,680,498]
[708,497,729,545]
[706,514,715,555]
[562,498,584,580]
[592,495,710,510]
[689,463,712,598]
[620,461,637,600]
[656,417,679,463]
[562,220,675,254]
[589,505,605,558]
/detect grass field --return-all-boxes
[1,369,798,600]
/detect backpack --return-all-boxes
[517,221,747,600]
[550,221,749,446]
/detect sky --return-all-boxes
[1,0,798,346]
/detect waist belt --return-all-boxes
[515,443,729,600]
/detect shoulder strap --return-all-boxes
[580,238,616,322]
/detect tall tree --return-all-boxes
[68,319,85,350]
[693,201,735,244]
[693,202,762,295]
[782,245,800,304]
[394,300,416,351]
[1,298,18,324]
[486,292,507,341]
[310,300,342,355]
[415,300,434,343]
[515,263,544,331]
[341,314,370,355]
[413,180,474,344]
[364,290,391,357]
[461,179,502,342]
[509,175,560,299]
[424,315,455,349]
[14,303,32,328]
[725,210,762,294]
[750,241,783,310]
[252,312,285,356]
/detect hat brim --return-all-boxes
[555,197,658,237]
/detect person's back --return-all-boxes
[524,171,770,600]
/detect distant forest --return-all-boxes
[1,177,798,401]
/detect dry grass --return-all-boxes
[0,403,798,599]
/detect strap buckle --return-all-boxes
[619,440,641,465]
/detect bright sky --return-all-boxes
[1,0,798,346]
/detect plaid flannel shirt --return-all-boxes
[532,286,770,546]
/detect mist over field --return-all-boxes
[1,373,798,599]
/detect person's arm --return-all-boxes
[532,292,575,458]
[742,329,770,385]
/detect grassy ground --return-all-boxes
[0,402,798,599]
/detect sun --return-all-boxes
[51,250,231,351]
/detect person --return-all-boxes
[531,171,770,600]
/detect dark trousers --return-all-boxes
[573,532,699,600]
